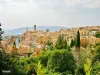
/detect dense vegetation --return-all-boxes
[95,31,100,38]
[0,25,100,75]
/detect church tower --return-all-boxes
[26,28,28,32]
[34,25,36,31]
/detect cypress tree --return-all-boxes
[70,39,74,47]
[12,41,17,54]
[76,30,80,48]
[13,41,16,47]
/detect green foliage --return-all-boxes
[39,51,51,67]
[96,43,100,46]
[70,39,76,48]
[13,41,16,47]
[8,57,37,75]
[75,65,85,75]
[36,61,47,75]
[95,31,100,38]
[0,23,4,41]
[47,50,76,74]
[84,58,92,75]
[92,46,100,65]
[46,72,61,75]
[95,46,100,55]
[76,30,80,48]
[0,49,13,75]
[55,34,67,49]
[92,63,100,75]
[67,45,71,51]
[70,39,74,47]
[46,40,53,50]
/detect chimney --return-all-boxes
[34,25,36,31]
[46,29,49,32]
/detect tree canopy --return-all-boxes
[55,34,67,49]
[95,31,100,38]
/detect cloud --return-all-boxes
[0,0,100,9]
[32,0,100,9]
[82,0,100,8]
[0,0,100,29]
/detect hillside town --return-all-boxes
[1,0,100,74]
[1,25,100,56]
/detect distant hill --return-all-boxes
[3,26,67,36]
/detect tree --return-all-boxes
[13,41,16,47]
[0,23,4,48]
[46,40,53,50]
[70,39,74,47]
[47,50,76,74]
[95,31,100,38]
[39,50,51,67]
[76,30,80,50]
[0,24,11,75]
[55,34,67,49]
[12,41,18,55]
[62,39,67,49]
[92,46,100,65]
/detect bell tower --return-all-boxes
[34,25,36,31]
[26,28,28,32]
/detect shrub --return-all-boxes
[47,50,76,74]
[96,43,100,46]
[84,58,92,75]
[75,65,85,75]
[39,51,51,67]
[92,46,100,65]
[91,63,100,75]
[95,31,100,38]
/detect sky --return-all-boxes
[0,0,100,29]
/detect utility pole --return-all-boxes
[0,23,4,49]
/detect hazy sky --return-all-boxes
[0,0,100,29]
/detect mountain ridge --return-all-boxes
[3,26,67,36]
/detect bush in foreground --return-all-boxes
[47,50,76,74]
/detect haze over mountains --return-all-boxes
[3,26,67,36]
